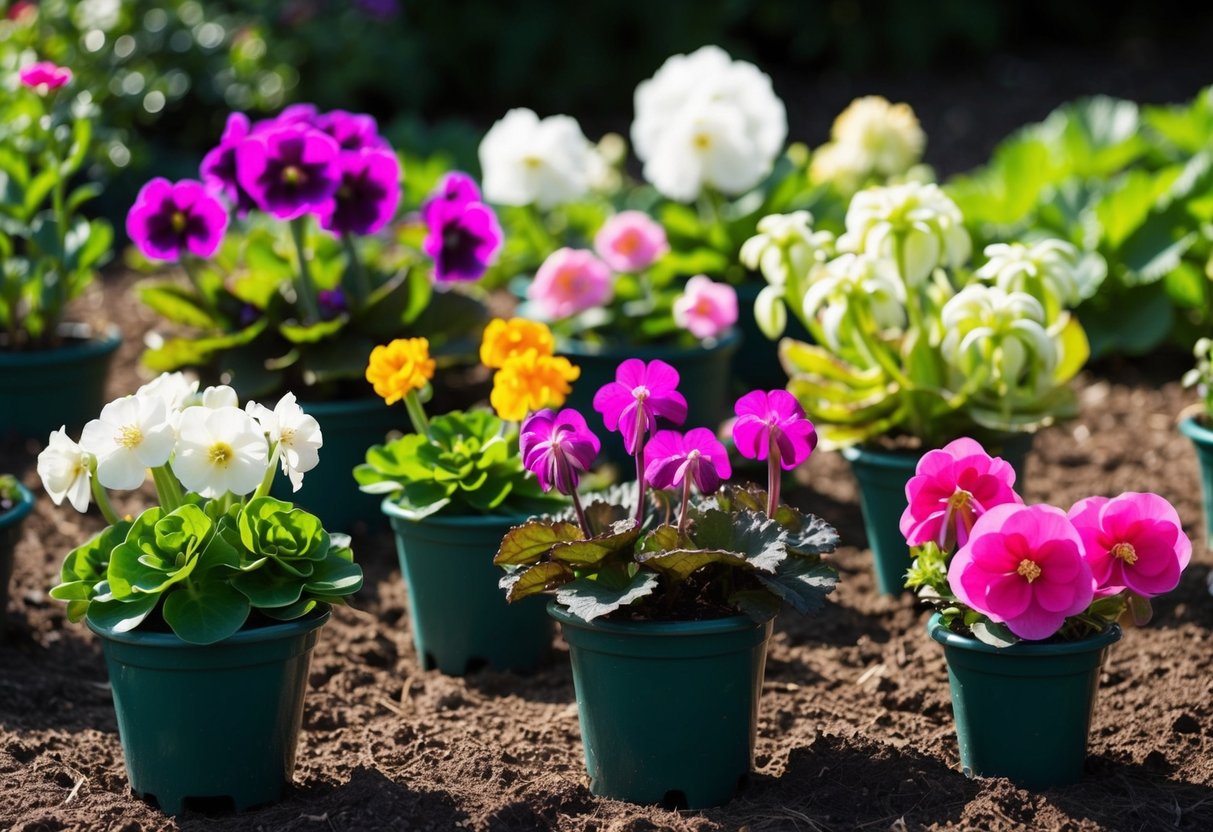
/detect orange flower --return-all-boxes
[366,338,435,405]
[480,317,556,369]
[490,351,580,421]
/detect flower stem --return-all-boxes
[677,473,692,534]
[88,473,121,526]
[151,465,182,513]
[633,426,647,527]
[404,390,431,438]
[289,217,322,324]
[180,256,222,321]
[341,232,371,310]
[767,434,781,517]
[570,487,591,539]
[252,442,283,501]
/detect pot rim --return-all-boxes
[548,598,773,636]
[557,327,741,358]
[0,482,35,527]
[0,322,121,364]
[86,604,331,648]
[926,611,1121,655]
[1179,414,1213,445]
[380,497,533,528]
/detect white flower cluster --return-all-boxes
[478,108,598,209]
[37,373,323,514]
[810,96,926,191]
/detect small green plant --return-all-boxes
[1183,337,1213,420]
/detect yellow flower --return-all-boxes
[490,351,580,421]
[480,317,556,369]
[366,338,436,405]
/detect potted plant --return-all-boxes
[901,437,1191,787]
[1181,337,1213,548]
[38,373,362,815]
[125,107,494,531]
[1,60,119,439]
[0,474,34,637]
[747,184,1098,593]
[354,320,574,674]
[493,364,838,808]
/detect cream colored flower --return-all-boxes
[976,239,1102,310]
[941,285,1055,392]
[802,254,907,350]
[247,392,323,492]
[171,406,270,498]
[828,96,925,179]
[37,428,92,513]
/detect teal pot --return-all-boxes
[1179,416,1213,548]
[733,280,812,392]
[560,331,741,472]
[384,502,552,675]
[0,324,121,439]
[842,435,1031,596]
[270,396,398,534]
[87,607,331,815]
[551,602,773,808]
[0,482,34,637]
[927,613,1121,788]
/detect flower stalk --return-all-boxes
[289,217,323,324]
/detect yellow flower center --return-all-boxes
[208,442,234,467]
[523,156,543,170]
[1111,542,1138,566]
[1016,558,1042,583]
[693,133,713,150]
[282,165,303,185]
[170,211,187,233]
[948,489,973,511]
[280,427,296,448]
[117,424,143,449]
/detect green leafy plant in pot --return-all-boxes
[0,474,34,637]
[38,373,362,814]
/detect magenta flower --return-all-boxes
[200,112,258,216]
[422,195,503,283]
[235,124,341,220]
[593,359,688,456]
[733,390,817,469]
[19,61,71,91]
[126,178,229,262]
[1068,492,1191,599]
[421,171,482,225]
[520,409,600,495]
[594,211,669,273]
[315,109,387,152]
[317,148,400,236]
[900,437,1022,552]
[644,428,731,494]
[527,248,613,320]
[949,503,1094,641]
[673,275,738,340]
[272,103,320,128]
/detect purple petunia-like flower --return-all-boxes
[593,359,688,456]
[273,103,320,128]
[235,124,341,220]
[644,428,731,494]
[126,178,229,262]
[317,147,401,236]
[315,109,386,152]
[520,408,601,495]
[421,171,481,224]
[421,189,504,282]
[732,390,818,470]
[200,112,258,217]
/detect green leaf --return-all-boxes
[231,565,306,608]
[494,520,583,565]
[280,316,349,344]
[755,557,837,614]
[970,620,1019,648]
[138,281,217,328]
[701,509,789,573]
[303,552,364,596]
[635,548,750,581]
[86,594,160,634]
[549,522,641,567]
[501,561,574,602]
[162,582,251,645]
[554,571,661,622]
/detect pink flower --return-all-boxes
[900,437,1022,552]
[1068,492,1191,599]
[527,248,613,320]
[592,359,687,455]
[672,275,738,340]
[19,61,72,91]
[949,503,1094,641]
[520,409,600,495]
[594,211,669,272]
[732,390,817,470]
[644,428,731,494]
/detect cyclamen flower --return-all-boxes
[672,275,737,340]
[593,359,687,455]
[949,503,1094,641]
[520,409,600,494]
[900,437,1022,552]
[315,110,386,152]
[421,171,482,225]
[527,248,613,320]
[79,396,175,490]
[19,61,72,91]
[200,112,258,216]
[594,211,669,273]
[126,178,229,262]
[1068,492,1191,599]
[366,338,435,405]
[732,390,817,470]
[171,406,270,498]
[37,428,91,513]
[480,318,555,369]
[236,124,342,220]
[422,195,503,282]
[490,352,580,422]
[317,147,401,236]
[644,428,731,494]
[478,108,595,209]
[248,392,324,492]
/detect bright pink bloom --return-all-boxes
[126,178,229,262]
[900,437,1022,552]
[19,61,71,91]
[949,503,1094,641]
[593,359,687,455]
[732,390,817,470]
[673,275,738,340]
[644,428,731,494]
[1068,492,1191,599]
[527,248,613,320]
[520,408,600,495]
[593,211,669,273]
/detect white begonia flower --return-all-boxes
[802,254,907,350]
[247,392,323,492]
[136,371,199,414]
[171,406,270,498]
[825,96,925,180]
[976,239,1097,312]
[940,285,1056,392]
[79,396,175,490]
[838,182,971,286]
[631,45,787,201]
[37,428,92,513]
[478,108,595,209]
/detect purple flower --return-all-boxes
[354,0,401,20]
[422,196,504,282]
[315,109,386,152]
[272,103,320,128]
[520,408,600,495]
[421,171,482,224]
[317,148,401,236]
[318,288,347,319]
[235,124,341,220]
[592,359,687,455]
[126,178,229,262]
[644,428,731,494]
[200,112,258,216]
[732,390,818,470]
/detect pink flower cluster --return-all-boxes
[901,438,1191,640]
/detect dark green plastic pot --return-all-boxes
[559,331,741,472]
[928,613,1120,788]
[0,482,34,637]
[551,602,773,808]
[1179,416,1213,548]
[87,607,330,815]
[732,280,811,391]
[842,435,1031,595]
[269,396,398,534]
[0,324,121,439]
[384,502,552,675]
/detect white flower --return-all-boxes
[136,371,199,414]
[818,96,925,182]
[247,392,323,492]
[802,254,907,350]
[808,142,868,193]
[197,385,240,409]
[631,45,787,200]
[976,239,1103,310]
[740,211,835,287]
[478,108,594,209]
[171,406,270,498]
[940,285,1055,391]
[79,396,175,490]
[37,428,92,513]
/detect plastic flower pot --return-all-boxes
[384,502,552,675]
[733,279,812,391]
[559,331,741,472]
[927,612,1121,788]
[550,602,773,809]
[0,482,34,638]
[87,606,331,815]
[1179,416,1213,548]
[0,324,121,440]
[270,396,398,533]
[842,435,1030,595]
